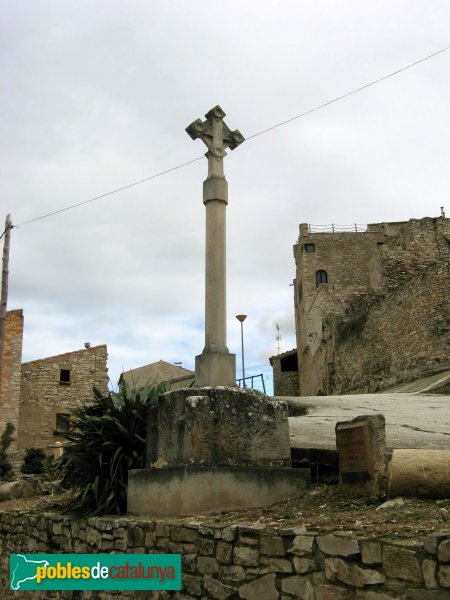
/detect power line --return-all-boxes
[17,156,204,226]
[246,45,450,140]
[15,45,449,228]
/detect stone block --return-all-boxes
[324,557,385,587]
[288,535,315,556]
[405,590,450,600]
[260,535,286,556]
[197,537,215,556]
[219,565,246,583]
[0,480,34,501]
[382,545,423,583]
[293,557,318,573]
[221,527,237,542]
[183,573,202,596]
[197,556,219,575]
[234,545,259,567]
[360,540,382,565]
[216,541,233,564]
[438,539,450,563]
[315,585,356,600]
[262,557,293,573]
[156,387,291,468]
[335,414,386,496]
[195,352,236,388]
[280,575,315,599]
[170,525,198,543]
[239,573,278,600]
[204,575,236,600]
[356,591,396,600]
[422,559,439,589]
[128,466,309,516]
[424,537,438,555]
[439,564,450,587]
[317,534,360,557]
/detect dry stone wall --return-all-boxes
[0,510,449,599]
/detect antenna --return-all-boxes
[275,323,281,355]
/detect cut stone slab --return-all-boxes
[387,449,450,499]
[127,466,310,516]
[335,414,387,496]
[151,386,291,468]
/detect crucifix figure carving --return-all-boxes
[186,106,244,386]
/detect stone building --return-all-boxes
[119,360,195,391]
[269,349,299,396]
[0,309,108,453]
[291,215,450,396]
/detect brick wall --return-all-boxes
[0,310,24,451]
[0,510,449,598]
[18,345,109,450]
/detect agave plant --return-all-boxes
[58,380,166,517]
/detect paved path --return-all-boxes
[275,393,450,451]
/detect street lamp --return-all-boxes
[235,314,247,388]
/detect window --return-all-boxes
[316,270,328,286]
[298,282,303,303]
[304,243,315,253]
[59,369,71,384]
[55,413,70,434]
[280,354,298,372]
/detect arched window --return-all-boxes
[316,270,328,287]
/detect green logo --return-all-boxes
[10,554,181,590]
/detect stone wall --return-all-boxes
[0,510,449,599]
[0,310,24,451]
[269,351,299,397]
[293,217,450,395]
[18,345,109,450]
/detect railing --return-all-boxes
[236,373,266,394]
[307,224,367,233]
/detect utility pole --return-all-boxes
[0,214,13,382]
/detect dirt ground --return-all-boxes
[2,485,449,539]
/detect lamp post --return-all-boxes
[236,314,247,388]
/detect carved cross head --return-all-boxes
[186,105,244,160]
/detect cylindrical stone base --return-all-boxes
[387,449,450,499]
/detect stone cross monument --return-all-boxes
[186,106,244,386]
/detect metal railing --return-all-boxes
[307,224,367,233]
[236,373,266,394]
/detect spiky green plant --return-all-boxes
[58,380,166,517]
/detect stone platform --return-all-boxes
[128,386,310,516]
[128,466,310,516]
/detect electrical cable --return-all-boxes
[14,45,449,228]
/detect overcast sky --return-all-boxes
[1,1,449,393]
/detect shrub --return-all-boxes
[21,448,46,474]
[57,381,166,517]
[0,422,15,480]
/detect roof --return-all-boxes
[269,349,297,365]
[119,360,195,389]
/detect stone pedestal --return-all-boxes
[128,387,310,516]
[195,352,236,387]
